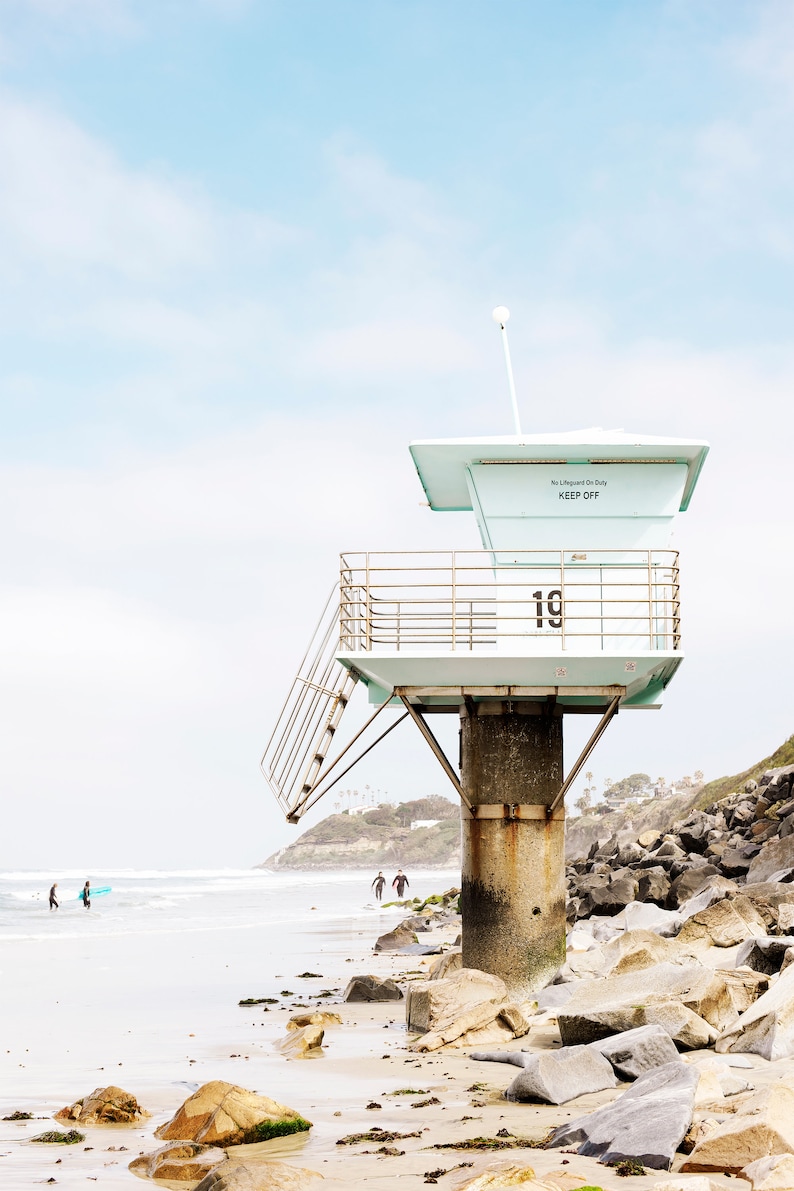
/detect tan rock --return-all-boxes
[720,968,770,1017]
[54,1085,149,1124]
[638,829,662,848]
[716,964,794,1060]
[652,1179,723,1191]
[742,1153,794,1191]
[778,905,794,934]
[286,1011,340,1030]
[410,998,529,1052]
[681,1084,794,1173]
[601,929,685,975]
[680,1119,722,1155]
[276,1024,324,1057]
[677,896,767,949]
[557,963,738,1048]
[428,948,463,979]
[406,967,507,1033]
[155,1081,310,1146]
[452,1164,537,1190]
[128,1142,226,1182]
[193,1158,323,1190]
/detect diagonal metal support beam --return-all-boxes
[291,710,410,820]
[548,694,621,817]
[398,693,473,814]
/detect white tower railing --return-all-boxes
[339,549,680,655]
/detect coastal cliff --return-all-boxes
[260,795,461,871]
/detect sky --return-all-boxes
[2,0,794,871]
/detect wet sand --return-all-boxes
[0,900,761,1191]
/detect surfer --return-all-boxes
[392,869,409,898]
[82,880,91,909]
[371,871,385,901]
[48,883,59,911]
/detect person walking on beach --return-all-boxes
[392,869,409,898]
[371,871,385,901]
[48,883,59,911]
[82,880,91,909]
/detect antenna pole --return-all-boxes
[492,306,522,436]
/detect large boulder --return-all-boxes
[343,974,403,1001]
[600,929,685,976]
[681,1085,794,1174]
[735,937,794,975]
[54,1085,149,1124]
[556,964,734,1048]
[374,925,417,950]
[193,1159,323,1190]
[676,897,767,949]
[546,1060,699,1170]
[128,1142,226,1182]
[428,948,463,979]
[589,1023,681,1079]
[715,964,794,1060]
[505,1046,615,1104]
[155,1082,310,1147]
[742,1154,794,1191]
[410,998,530,1052]
[406,968,507,1034]
[748,839,794,884]
[275,1024,324,1057]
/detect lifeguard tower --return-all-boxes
[262,314,708,995]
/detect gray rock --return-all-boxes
[399,943,443,955]
[374,926,417,951]
[747,838,794,884]
[536,983,577,1010]
[590,1024,681,1079]
[735,936,794,975]
[546,1060,699,1170]
[637,867,671,906]
[470,1049,531,1069]
[505,1045,616,1105]
[343,974,403,1002]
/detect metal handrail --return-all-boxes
[338,549,680,655]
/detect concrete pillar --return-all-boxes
[460,702,566,997]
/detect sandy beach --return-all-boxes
[0,869,767,1191]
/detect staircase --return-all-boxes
[260,584,358,822]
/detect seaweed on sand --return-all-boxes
[31,1130,85,1144]
[337,1126,423,1145]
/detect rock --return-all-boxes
[678,878,742,920]
[155,1082,310,1146]
[715,963,794,1060]
[676,897,768,949]
[374,925,417,950]
[406,968,507,1034]
[617,902,683,935]
[654,1180,723,1191]
[546,1060,699,1170]
[735,937,794,975]
[637,867,671,906]
[748,839,794,884]
[276,1024,324,1057]
[719,849,754,878]
[681,1084,794,1173]
[556,964,730,1048]
[343,974,403,1002]
[505,1046,616,1104]
[639,830,662,849]
[452,1166,538,1190]
[128,1142,226,1182]
[287,1012,341,1029]
[668,867,721,908]
[587,874,639,916]
[428,949,462,979]
[410,997,530,1052]
[536,983,576,1011]
[681,1119,723,1155]
[600,929,684,976]
[589,1023,681,1079]
[54,1085,149,1124]
[399,915,432,932]
[193,1159,323,1190]
[399,942,443,954]
[742,1154,794,1191]
[719,968,770,1017]
[778,905,794,934]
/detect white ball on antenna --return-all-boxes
[492,305,510,325]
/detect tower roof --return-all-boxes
[409,429,709,512]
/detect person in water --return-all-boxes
[392,869,409,897]
[371,871,385,901]
[48,883,59,911]
[82,880,91,909]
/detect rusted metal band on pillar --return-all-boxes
[460,803,565,822]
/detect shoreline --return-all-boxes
[0,870,749,1190]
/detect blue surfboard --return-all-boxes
[77,886,111,901]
